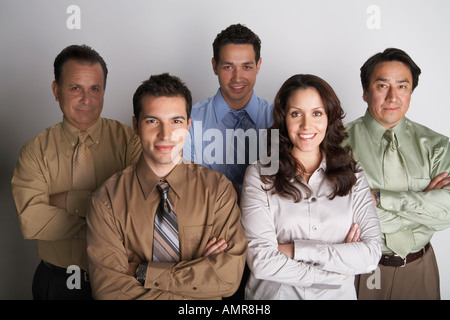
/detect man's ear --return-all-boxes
[362,90,368,103]
[52,81,60,101]
[256,57,262,74]
[132,116,139,136]
[187,118,192,131]
[211,57,218,75]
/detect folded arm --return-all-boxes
[11,145,86,241]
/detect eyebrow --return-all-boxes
[288,106,325,111]
[375,77,411,84]
[142,115,187,120]
[221,61,256,65]
[66,82,102,88]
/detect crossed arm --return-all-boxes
[127,237,228,276]
[370,172,450,206]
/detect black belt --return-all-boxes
[43,261,90,282]
[379,243,430,267]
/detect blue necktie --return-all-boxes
[222,110,256,186]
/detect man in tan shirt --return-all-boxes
[86,73,247,300]
[11,45,141,299]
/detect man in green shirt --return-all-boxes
[343,48,450,299]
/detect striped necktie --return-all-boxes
[383,129,415,258]
[222,109,256,186]
[72,131,96,191]
[153,181,180,262]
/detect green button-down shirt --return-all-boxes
[343,110,450,255]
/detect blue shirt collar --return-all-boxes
[212,88,259,124]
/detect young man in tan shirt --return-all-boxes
[86,73,247,300]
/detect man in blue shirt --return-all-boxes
[183,24,273,196]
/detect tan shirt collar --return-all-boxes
[61,117,103,145]
[135,155,186,200]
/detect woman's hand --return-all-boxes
[344,223,361,243]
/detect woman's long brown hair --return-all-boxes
[261,74,359,202]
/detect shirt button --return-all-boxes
[182,296,188,300]
[154,282,159,287]
[312,225,318,231]
[74,209,79,214]
[193,287,197,290]
[311,197,317,202]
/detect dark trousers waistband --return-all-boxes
[42,261,89,282]
[379,243,431,267]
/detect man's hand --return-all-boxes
[425,172,450,191]
[370,189,379,206]
[127,262,139,276]
[49,191,68,209]
[202,237,228,257]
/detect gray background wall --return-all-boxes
[1,0,449,299]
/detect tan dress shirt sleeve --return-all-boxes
[12,143,85,240]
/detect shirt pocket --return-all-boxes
[181,224,213,258]
[410,178,430,192]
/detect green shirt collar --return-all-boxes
[362,109,408,147]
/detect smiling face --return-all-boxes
[364,61,413,128]
[133,95,191,177]
[285,88,328,160]
[212,43,261,110]
[52,60,105,131]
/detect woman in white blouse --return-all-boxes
[240,74,381,300]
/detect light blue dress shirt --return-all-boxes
[183,89,273,190]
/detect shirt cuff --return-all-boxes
[66,190,91,217]
[293,239,326,266]
[145,261,176,290]
[294,240,343,289]
[379,189,401,212]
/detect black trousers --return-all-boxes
[32,260,93,300]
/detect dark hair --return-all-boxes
[263,74,359,202]
[360,48,421,93]
[53,44,108,87]
[133,73,192,122]
[213,24,261,64]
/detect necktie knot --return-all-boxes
[384,129,397,150]
[157,181,169,199]
[78,131,89,144]
[222,109,254,130]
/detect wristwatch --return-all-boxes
[135,263,147,285]
[374,190,380,207]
